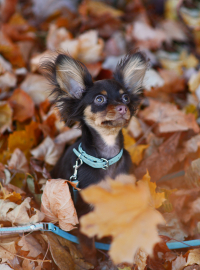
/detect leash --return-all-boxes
[0,222,199,250]
[70,143,123,202]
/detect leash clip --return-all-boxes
[70,158,83,180]
[101,158,109,170]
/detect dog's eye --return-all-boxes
[122,94,130,104]
[94,95,107,105]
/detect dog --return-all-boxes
[42,52,148,263]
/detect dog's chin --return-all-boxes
[101,117,130,128]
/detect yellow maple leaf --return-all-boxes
[138,171,166,209]
[80,176,165,264]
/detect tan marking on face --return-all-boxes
[100,90,107,95]
[84,104,131,145]
[119,89,124,94]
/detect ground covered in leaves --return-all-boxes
[0,0,200,269]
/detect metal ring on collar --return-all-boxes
[101,158,109,170]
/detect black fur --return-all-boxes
[41,52,148,263]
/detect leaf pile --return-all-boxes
[0,0,200,269]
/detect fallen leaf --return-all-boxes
[80,176,165,264]
[8,88,35,122]
[129,21,167,49]
[185,158,200,188]
[127,116,143,139]
[171,254,186,270]
[0,240,17,263]
[134,132,184,181]
[138,171,165,208]
[0,185,22,203]
[134,248,148,270]
[0,101,13,134]
[186,249,200,266]
[8,121,40,154]
[139,99,199,134]
[0,197,44,225]
[54,127,82,145]
[188,71,200,93]
[41,179,79,231]
[20,74,50,105]
[31,136,64,165]
[44,232,75,270]
[79,0,123,18]
[46,25,72,51]
[78,30,104,63]
[129,144,149,165]
[7,148,29,173]
[0,71,16,91]
[18,235,44,258]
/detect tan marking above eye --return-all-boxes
[119,89,124,94]
[100,90,107,95]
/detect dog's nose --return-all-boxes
[116,105,127,115]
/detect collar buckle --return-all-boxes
[101,158,109,170]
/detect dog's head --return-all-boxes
[42,53,148,134]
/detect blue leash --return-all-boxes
[0,222,199,250]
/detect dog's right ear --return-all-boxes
[40,54,93,125]
[41,54,93,99]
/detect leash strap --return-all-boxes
[73,143,123,169]
[0,222,199,250]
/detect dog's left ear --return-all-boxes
[114,52,148,94]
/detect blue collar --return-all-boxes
[73,143,123,170]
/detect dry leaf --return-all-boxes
[185,158,200,188]
[138,171,165,208]
[0,71,16,90]
[0,197,44,225]
[54,127,82,145]
[0,101,13,134]
[78,30,104,63]
[7,148,29,173]
[129,144,149,165]
[0,185,22,203]
[8,121,40,154]
[41,179,79,231]
[20,74,50,105]
[80,177,165,264]
[129,21,167,49]
[134,248,148,270]
[46,24,72,51]
[171,254,186,270]
[18,235,44,258]
[127,116,143,139]
[188,71,200,93]
[186,249,200,266]
[134,132,183,181]
[45,232,75,270]
[0,240,17,263]
[139,99,199,134]
[79,0,123,18]
[8,88,34,122]
[31,136,64,165]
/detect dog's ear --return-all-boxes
[40,54,93,125]
[114,52,148,94]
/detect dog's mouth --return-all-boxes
[101,117,129,127]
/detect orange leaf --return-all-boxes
[8,88,35,122]
[41,179,79,231]
[138,171,165,208]
[8,121,40,154]
[0,101,13,134]
[80,176,165,264]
